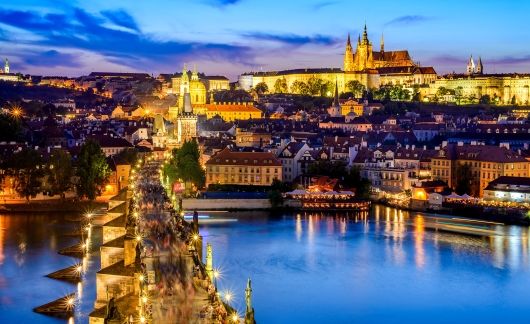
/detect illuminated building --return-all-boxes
[0,58,20,82]
[238,24,436,92]
[195,102,262,122]
[483,176,530,202]
[431,143,529,197]
[205,148,282,186]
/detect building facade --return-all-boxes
[205,148,282,187]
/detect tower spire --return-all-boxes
[347,33,351,47]
[362,23,369,44]
[380,32,384,53]
[4,58,9,74]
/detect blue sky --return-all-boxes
[1,0,529,79]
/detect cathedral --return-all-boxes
[343,24,415,72]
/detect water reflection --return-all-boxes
[292,205,530,272]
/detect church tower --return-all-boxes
[178,65,190,108]
[353,24,374,71]
[4,58,9,74]
[466,55,475,75]
[175,83,198,144]
[476,56,483,75]
[343,34,354,72]
[380,33,385,55]
[327,81,342,117]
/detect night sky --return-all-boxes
[1,0,529,79]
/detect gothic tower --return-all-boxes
[353,24,374,71]
[343,34,354,72]
[327,81,342,117]
[380,33,385,55]
[466,55,475,75]
[178,65,190,108]
[4,58,9,74]
[476,56,483,75]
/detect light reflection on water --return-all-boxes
[0,213,100,324]
[201,206,530,324]
[2,206,530,323]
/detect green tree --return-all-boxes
[114,148,138,165]
[75,139,110,200]
[7,148,44,201]
[290,80,309,95]
[163,141,205,193]
[454,86,464,104]
[273,78,288,93]
[254,82,269,95]
[307,76,324,96]
[346,80,366,98]
[47,149,73,199]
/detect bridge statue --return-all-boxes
[245,278,256,324]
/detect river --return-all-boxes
[1,206,530,323]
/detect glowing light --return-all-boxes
[140,316,146,323]
[231,313,239,322]
[192,234,199,241]
[223,291,232,302]
[67,298,74,306]
[139,274,145,282]
[213,268,221,279]
[76,265,83,273]
[136,235,142,242]
[142,296,148,304]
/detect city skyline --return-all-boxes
[1,0,530,79]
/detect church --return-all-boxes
[238,25,437,93]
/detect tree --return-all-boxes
[114,148,138,165]
[254,82,269,95]
[47,149,73,199]
[454,86,464,104]
[163,141,205,193]
[273,78,288,94]
[479,94,491,105]
[346,80,366,98]
[7,148,44,201]
[455,163,473,195]
[75,139,110,200]
[308,161,370,198]
[307,76,324,96]
[290,80,309,95]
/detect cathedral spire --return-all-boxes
[362,23,369,45]
[476,56,483,75]
[380,33,384,53]
[191,64,199,81]
[357,34,361,45]
[181,64,189,81]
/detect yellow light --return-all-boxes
[213,269,220,279]
[142,296,148,304]
[136,235,142,242]
[140,316,145,323]
[231,313,239,322]
[139,275,145,282]
[76,265,82,273]
[192,234,199,241]
[67,298,74,306]
[224,292,232,302]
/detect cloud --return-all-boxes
[385,15,431,26]
[101,9,139,32]
[488,55,530,65]
[312,1,339,10]
[202,0,242,7]
[23,50,82,68]
[0,7,255,72]
[242,32,339,46]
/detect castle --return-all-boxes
[239,25,437,92]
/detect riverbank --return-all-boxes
[376,198,530,226]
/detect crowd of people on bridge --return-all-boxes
[131,160,232,323]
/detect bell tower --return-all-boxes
[343,34,354,72]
